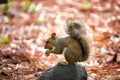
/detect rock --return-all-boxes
[36,63,88,80]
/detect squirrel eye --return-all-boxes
[46,41,49,43]
[72,22,80,29]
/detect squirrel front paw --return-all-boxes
[45,50,50,57]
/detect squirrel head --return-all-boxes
[44,33,56,49]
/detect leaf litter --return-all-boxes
[0,0,120,80]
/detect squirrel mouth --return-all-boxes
[48,47,55,50]
[49,48,53,50]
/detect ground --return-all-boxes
[0,0,120,80]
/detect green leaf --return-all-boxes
[0,36,9,44]
[23,0,30,10]
[8,0,11,3]
[29,7,35,13]
[2,0,11,14]
[28,4,36,13]
[37,16,45,23]
[37,63,44,67]
[81,2,91,10]
[2,4,9,14]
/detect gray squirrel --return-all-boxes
[44,18,92,65]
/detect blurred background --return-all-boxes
[0,0,120,80]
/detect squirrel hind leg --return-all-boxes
[64,53,76,65]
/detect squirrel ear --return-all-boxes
[67,18,73,26]
[51,33,56,37]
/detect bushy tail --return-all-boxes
[66,18,91,61]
